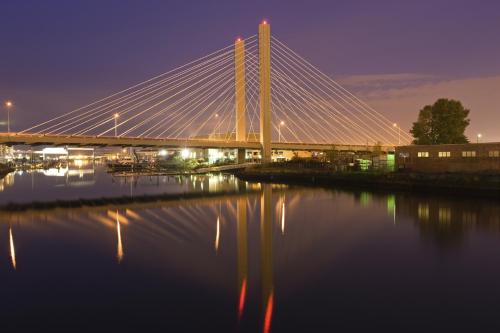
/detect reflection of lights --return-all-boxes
[159,149,167,156]
[215,216,220,253]
[181,149,190,159]
[238,278,247,320]
[116,211,123,263]
[9,227,16,270]
[263,291,274,333]
[74,159,84,168]
[281,200,286,235]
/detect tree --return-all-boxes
[410,98,470,145]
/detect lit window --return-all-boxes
[462,151,476,157]
[488,150,499,157]
[417,152,429,158]
[438,151,451,158]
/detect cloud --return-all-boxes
[339,73,437,87]
[340,74,500,142]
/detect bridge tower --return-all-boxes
[235,37,247,163]
[259,21,272,163]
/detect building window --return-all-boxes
[438,151,451,158]
[489,150,499,157]
[462,151,476,157]
[417,152,429,158]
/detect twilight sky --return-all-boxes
[1,0,499,141]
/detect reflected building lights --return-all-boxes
[9,227,16,270]
[281,197,286,235]
[215,216,220,253]
[116,211,124,263]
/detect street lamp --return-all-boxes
[477,133,482,143]
[393,123,400,145]
[5,101,13,134]
[279,120,284,143]
[114,113,119,137]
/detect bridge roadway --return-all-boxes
[0,133,395,152]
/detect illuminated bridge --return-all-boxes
[0,22,411,161]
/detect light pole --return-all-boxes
[114,113,119,137]
[477,133,482,143]
[5,101,13,134]
[393,123,400,145]
[279,121,284,143]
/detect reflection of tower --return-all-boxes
[237,197,248,319]
[261,184,274,333]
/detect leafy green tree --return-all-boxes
[411,98,470,145]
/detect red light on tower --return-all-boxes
[236,37,242,42]
[262,19,268,25]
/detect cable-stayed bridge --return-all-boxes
[0,22,411,162]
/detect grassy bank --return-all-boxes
[235,166,500,195]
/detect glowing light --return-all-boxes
[263,291,274,333]
[5,101,13,108]
[262,20,268,25]
[281,200,285,235]
[159,149,167,156]
[181,148,190,159]
[236,37,242,42]
[114,113,119,119]
[280,121,285,126]
[215,113,219,118]
[238,278,247,319]
[116,211,123,263]
[215,216,220,252]
[122,148,127,153]
[393,123,398,127]
[9,227,16,270]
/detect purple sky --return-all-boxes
[1,0,499,141]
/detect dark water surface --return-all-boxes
[1,167,500,332]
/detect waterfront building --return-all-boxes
[396,142,500,173]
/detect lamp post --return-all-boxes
[114,113,119,137]
[477,133,482,144]
[5,101,13,134]
[279,121,284,143]
[393,123,400,145]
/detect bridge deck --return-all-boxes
[0,133,395,152]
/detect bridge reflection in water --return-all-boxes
[3,187,500,331]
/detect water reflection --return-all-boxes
[2,186,500,331]
[9,227,16,270]
[116,210,124,263]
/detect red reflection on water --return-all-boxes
[263,291,274,333]
[238,279,247,319]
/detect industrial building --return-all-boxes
[396,143,500,173]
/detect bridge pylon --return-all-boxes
[235,37,247,163]
[259,21,272,163]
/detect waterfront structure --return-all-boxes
[396,142,500,173]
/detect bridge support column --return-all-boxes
[237,148,246,164]
[235,38,247,143]
[259,21,272,164]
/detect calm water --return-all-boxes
[2,166,500,332]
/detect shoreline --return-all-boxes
[0,188,260,212]
[235,167,500,197]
